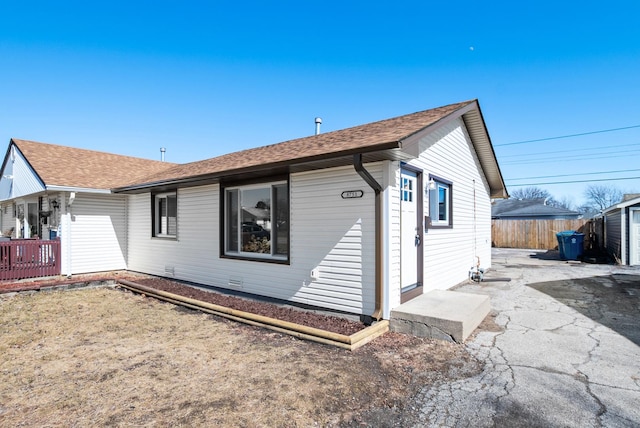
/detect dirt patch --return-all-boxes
[475,311,503,333]
[0,287,483,427]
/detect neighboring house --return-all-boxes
[0,99,507,321]
[0,140,174,275]
[492,198,581,220]
[603,194,640,266]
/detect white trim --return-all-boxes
[603,196,640,214]
[630,207,640,266]
[621,209,627,264]
[46,185,111,194]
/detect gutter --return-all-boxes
[113,142,401,194]
[353,154,384,322]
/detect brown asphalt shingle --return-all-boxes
[11,100,477,191]
[11,139,175,190]
[126,100,475,188]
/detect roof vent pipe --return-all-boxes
[160,147,166,162]
[315,117,322,135]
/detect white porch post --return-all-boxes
[59,192,72,277]
[14,205,21,238]
[15,201,25,238]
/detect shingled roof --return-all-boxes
[8,139,175,190]
[492,198,581,219]
[5,100,507,198]
[117,100,507,198]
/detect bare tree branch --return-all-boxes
[583,184,623,211]
[509,187,551,200]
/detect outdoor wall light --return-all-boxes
[51,200,59,209]
[428,178,436,190]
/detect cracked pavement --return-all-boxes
[414,248,640,427]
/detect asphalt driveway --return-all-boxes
[415,248,640,427]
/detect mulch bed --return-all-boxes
[131,277,366,336]
[0,273,368,336]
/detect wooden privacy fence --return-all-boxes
[0,239,61,281]
[491,219,597,250]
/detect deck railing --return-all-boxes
[0,239,61,281]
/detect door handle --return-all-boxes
[415,234,421,247]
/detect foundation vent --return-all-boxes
[228,277,243,288]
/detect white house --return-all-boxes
[603,194,640,266]
[0,99,507,322]
[0,140,173,276]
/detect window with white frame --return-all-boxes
[153,192,177,237]
[223,179,289,261]
[428,176,452,227]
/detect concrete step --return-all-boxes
[390,290,490,343]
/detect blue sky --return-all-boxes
[1,1,639,207]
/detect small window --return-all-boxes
[223,179,289,262]
[428,176,452,227]
[401,176,413,202]
[153,192,177,238]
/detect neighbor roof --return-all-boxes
[8,139,175,190]
[116,100,508,198]
[492,198,581,218]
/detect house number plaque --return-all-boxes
[341,190,364,199]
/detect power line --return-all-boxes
[501,150,640,165]
[497,142,640,158]
[495,124,640,147]
[507,176,640,187]
[507,168,640,181]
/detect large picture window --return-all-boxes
[428,176,452,228]
[153,192,177,238]
[224,180,289,261]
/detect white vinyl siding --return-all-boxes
[289,165,379,314]
[0,146,45,201]
[125,119,493,315]
[127,186,219,281]
[0,203,15,237]
[65,194,127,274]
[405,117,493,291]
[126,166,380,316]
[128,185,299,305]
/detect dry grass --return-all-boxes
[0,287,481,427]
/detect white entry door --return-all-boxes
[400,169,422,301]
[631,209,640,266]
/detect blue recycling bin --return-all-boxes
[556,231,584,261]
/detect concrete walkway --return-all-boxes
[414,248,640,427]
